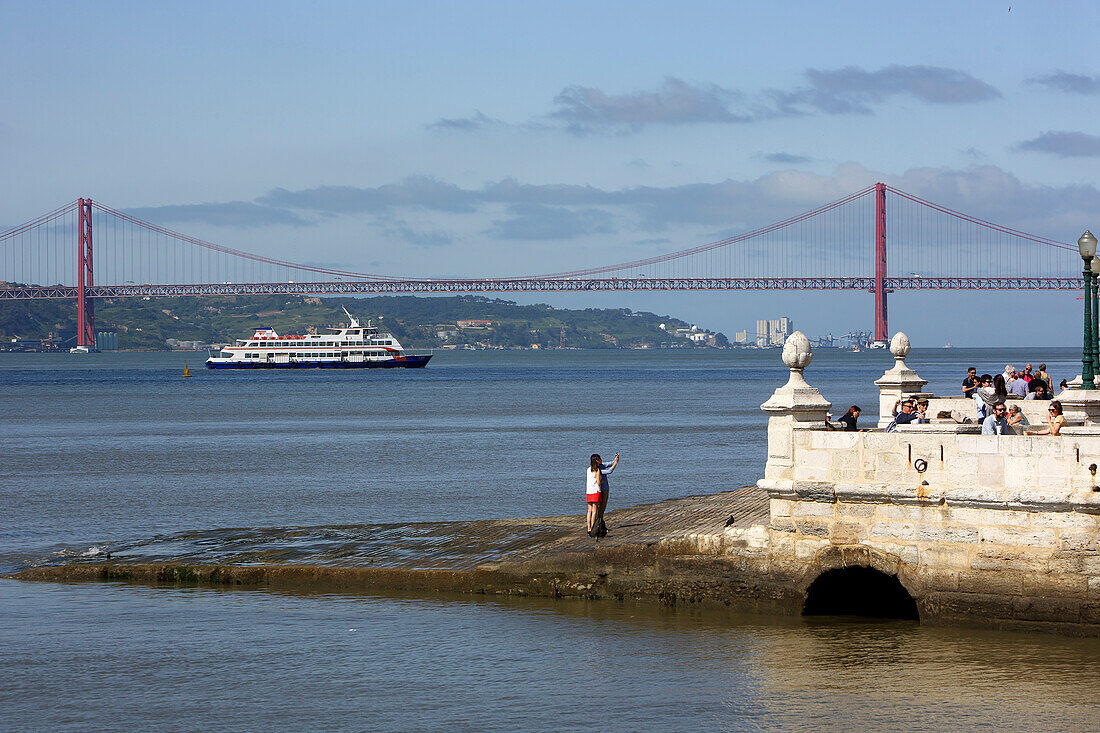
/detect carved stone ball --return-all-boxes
[889,331,911,358]
[781,331,812,369]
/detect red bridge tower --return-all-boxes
[873,182,889,344]
[76,198,95,348]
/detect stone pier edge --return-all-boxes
[8,537,1100,638]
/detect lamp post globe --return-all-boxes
[1080,230,1098,260]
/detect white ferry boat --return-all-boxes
[205,309,431,370]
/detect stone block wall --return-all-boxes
[753,426,1100,631]
[750,331,1100,631]
[747,482,1100,630]
[763,425,1100,494]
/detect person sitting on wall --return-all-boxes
[981,400,1010,435]
[914,399,930,424]
[837,405,862,431]
[962,367,979,398]
[1002,364,1016,385]
[885,400,919,432]
[1059,379,1069,392]
[1027,400,1066,436]
[1006,404,1028,433]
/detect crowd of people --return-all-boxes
[864,362,1066,436]
[963,363,1059,404]
[963,363,1066,436]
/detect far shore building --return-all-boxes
[756,317,792,348]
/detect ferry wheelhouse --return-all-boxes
[205,309,431,369]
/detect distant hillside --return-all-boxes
[0,294,729,350]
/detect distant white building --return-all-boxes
[756,317,792,347]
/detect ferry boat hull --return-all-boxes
[205,354,431,369]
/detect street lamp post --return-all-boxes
[1091,255,1100,380]
[1079,230,1098,387]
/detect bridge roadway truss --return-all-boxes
[0,277,1082,300]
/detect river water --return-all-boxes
[2,348,1098,732]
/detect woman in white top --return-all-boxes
[586,452,619,538]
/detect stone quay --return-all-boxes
[10,333,1100,635]
[750,331,1100,634]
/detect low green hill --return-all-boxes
[0,294,729,350]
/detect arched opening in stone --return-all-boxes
[802,566,919,621]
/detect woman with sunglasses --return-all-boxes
[1027,400,1065,436]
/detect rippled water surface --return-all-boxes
[2,348,1097,732]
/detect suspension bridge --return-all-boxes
[0,183,1081,349]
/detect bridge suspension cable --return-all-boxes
[0,184,1084,348]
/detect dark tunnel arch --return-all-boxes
[802,566,920,621]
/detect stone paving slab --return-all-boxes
[501,486,769,564]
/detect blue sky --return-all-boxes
[3,1,1100,345]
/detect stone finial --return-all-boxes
[874,331,928,428]
[762,332,829,413]
[882,331,918,375]
[889,331,911,358]
[782,331,812,370]
[760,331,831,485]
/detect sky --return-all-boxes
[3,1,1100,346]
